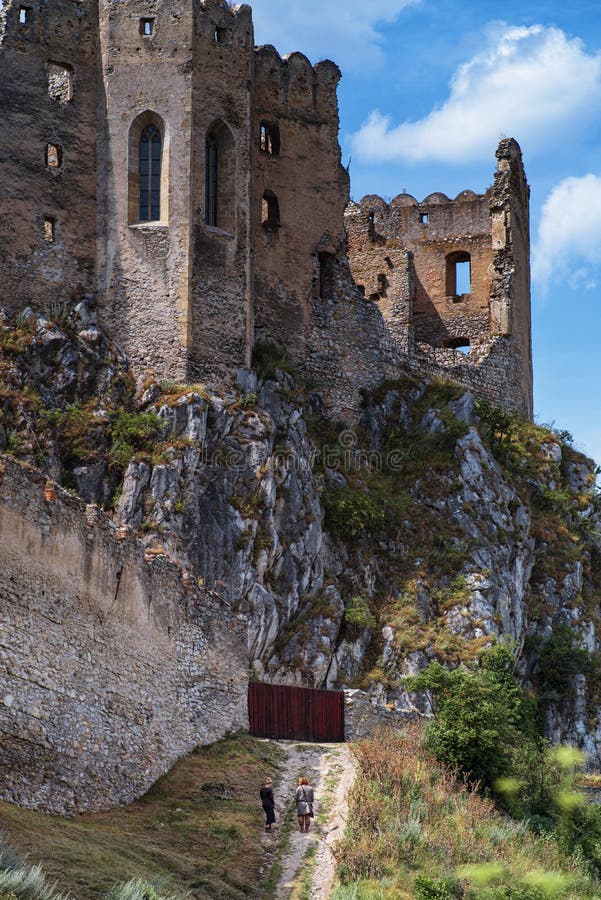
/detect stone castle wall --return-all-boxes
[0,0,99,312]
[345,139,533,419]
[0,455,249,815]
[0,0,533,419]
[252,46,349,357]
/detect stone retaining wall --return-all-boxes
[0,455,249,815]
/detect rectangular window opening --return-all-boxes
[140,18,154,36]
[214,26,230,44]
[45,144,62,168]
[419,212,428,224]
[455,260,471,295]
[19,7,31,25]
[43,217,56,243]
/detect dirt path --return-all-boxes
[261,741,356,900]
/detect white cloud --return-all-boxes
[533,175,601,291]
[248,0,419,71]
[351,24,601,163]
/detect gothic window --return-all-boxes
[43,217,55,242]
[446,251,471,298]
[262,191,280,230]
[139,125,162,222]
[259,122,280,156]
[205,121,235,233]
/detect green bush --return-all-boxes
[323,487,386,540]
[534,626,591,705]
[405,646,539,793]
[109,411,161,468]
[344,596,376,630]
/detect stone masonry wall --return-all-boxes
[189,1,254,384]
[0,455,248,815]
[344,140,533,419]
[252,46,350,357]
[0,0,98,312]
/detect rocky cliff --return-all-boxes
[2,303,601,764]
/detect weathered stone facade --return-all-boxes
[0,455,248,815]
[346,139,533,418]
[0,0,532,419]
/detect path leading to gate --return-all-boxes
[261,741,357,900]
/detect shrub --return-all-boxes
[109,411,161,468]
[415,875,462,899]
[323,487,386,541]
[534,625,591,706]
[405,646,539,793]
[344,596,376,631]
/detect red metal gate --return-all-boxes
[248,682,345,743]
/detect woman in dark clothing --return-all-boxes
[260,777,276,832]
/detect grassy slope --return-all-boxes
[331,727,601,900]
[0,736,285,899]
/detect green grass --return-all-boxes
[0,736,285,900]
[332,727,601,899]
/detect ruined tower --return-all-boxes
[0,0,532,418]
[345,139,533,418]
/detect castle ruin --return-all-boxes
[0,0,532,419]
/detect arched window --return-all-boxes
[445,337,471,355]
[446,251,471,298]
[262,191,280,230]
[139,125,162,222]
[205,120,235,233]
[206,135,218,227]
[128,111,168,225]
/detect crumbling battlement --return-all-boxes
[0,0,532,420]
[345,139,533,418]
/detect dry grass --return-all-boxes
[0,735,284,899]
[332,726,601,898]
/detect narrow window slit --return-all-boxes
[43,217,56,243]
[139,124,162,222]
[140,18,154,36]
[262,191,280,231]
[260,122,280,156]
[45,144,62,169]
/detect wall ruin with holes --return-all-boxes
[345,139,533,418]
[252,47,350,358]
[0,0,99,312]
[0,455,249,815]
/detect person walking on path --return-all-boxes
[260,777,276,832]
[295,776,314,833]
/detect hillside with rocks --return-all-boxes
[2,301,601,763]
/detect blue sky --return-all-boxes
[250,0,601,464]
